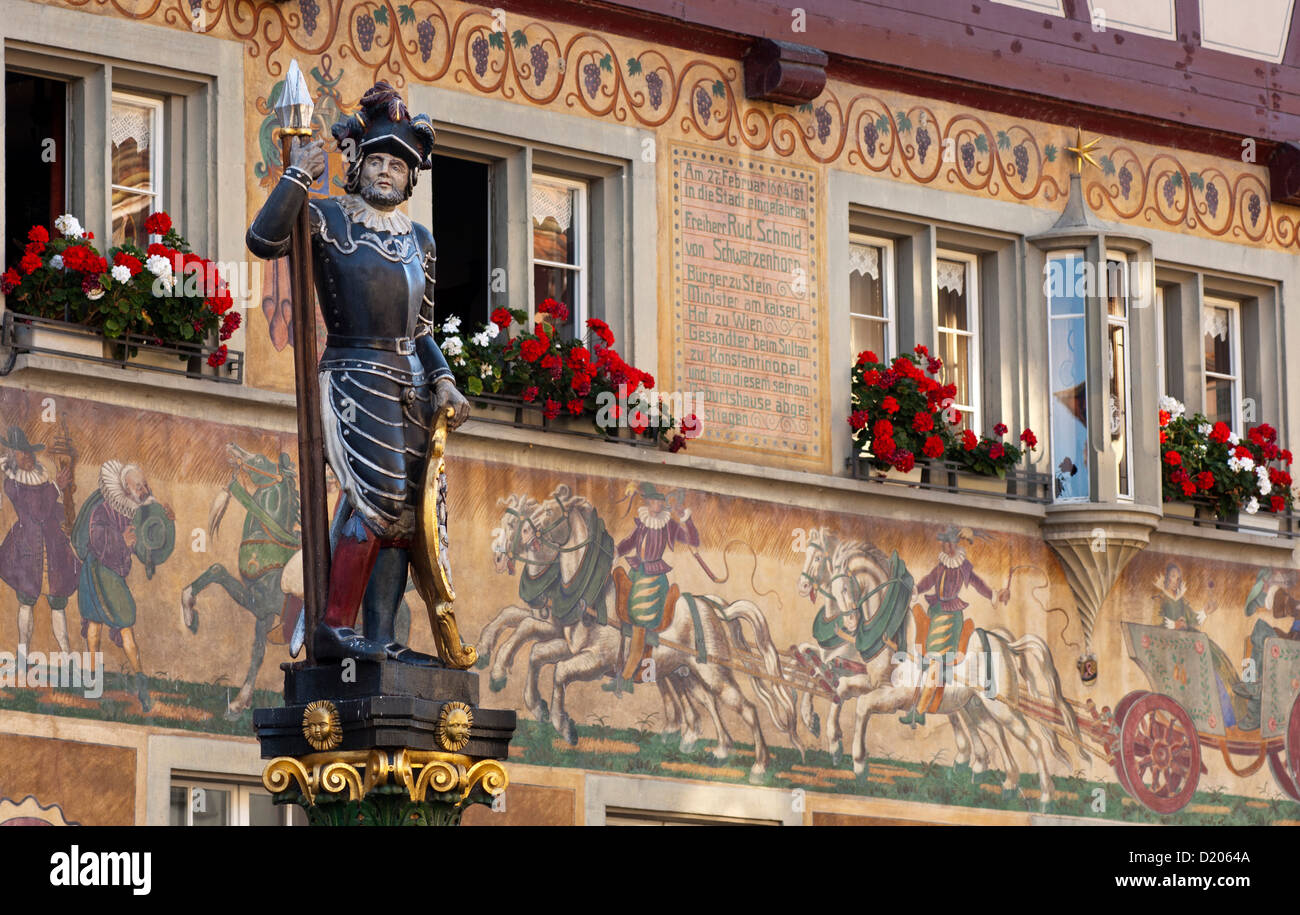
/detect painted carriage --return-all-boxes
[1109,622,1300,814]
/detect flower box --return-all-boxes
[1239,513,1281,537]
[874,464,924,486]
[1162,501,1197,520]
[12,321,105,359]
[955,471,1009,496]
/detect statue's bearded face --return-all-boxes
[359,152,409,207]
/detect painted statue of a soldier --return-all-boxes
[246,82,469,666]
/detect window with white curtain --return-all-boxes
[935,251,979,431]
[1202,296,1242,432]
[848,235,894,361]
[531,172,587,339]
[110,91,164,248]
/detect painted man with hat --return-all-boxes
[73,460,175,712]
[247,81,469,665]
[0,425,80,657]
[609,483,699,692]
[899,525,1009,726]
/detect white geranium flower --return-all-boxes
[480,363,494,378]
[470,331,490,347]
[85,286,104,301]
[1159,394,1185,421]
[1228,431,1240,445]
[49,254,64,270]
[110,265,132,284]
[1197,423,1212,436]
[484,321,500,340]
[53,214,83,238]
[145,254,172,278]
[441,316,461,334]
[440,335,463,356]
[1245,496,1260,515]
[1257,466,1272,496]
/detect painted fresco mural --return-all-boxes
[0,385,1297,825]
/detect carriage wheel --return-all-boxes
[1109,691,1148,796]
[1267,749,1300,802]
[1288,694,1300,788]
[1119,692,1201,815]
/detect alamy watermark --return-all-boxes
[595,385,705,431]
[0,650,103,699]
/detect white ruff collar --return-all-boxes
[938,548,966,569]
[0,456,48,486]
[338,194,413,234]
[637,506,670,530]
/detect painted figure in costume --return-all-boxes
[609,483,698,693]
[1240,567,1300,727]
[73,461,175,711]
[899,526,1009,725]
[1151,562,1254,730]
[246,82,469,665]
[0,426,79,656]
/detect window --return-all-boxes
[110,91,163,247]
[1046,252,1089,501]
[169,777,303,826]
[848,236,894,361]
[1106,254,1132,498]
[430,152,492,333]
[935,252,979,431]
[1202,296,1241,432]
[4,71,67,270]
[531,172,587,339]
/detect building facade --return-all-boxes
[1,0,1299,825]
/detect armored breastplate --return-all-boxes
[310,197,427,339]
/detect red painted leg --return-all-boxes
[322,530,381,629]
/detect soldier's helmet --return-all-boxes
[332,82,436,198]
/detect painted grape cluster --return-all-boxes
[915,126,932,163]
[417,19,436,63]
[471,35,489,77]
[1013,144,1029,181]
[696,87,712,121]
[1118,165,1133,199]
[960,141,975,174]
[357,11,376,51]
[530,43,549,85]
[814,104,832,143]
[298,0,319,34]
[645,71,664,109]
[583,62,602,98]
[1205,182,1219,217]
[1248,192,1262,227]
[863,121,879,156]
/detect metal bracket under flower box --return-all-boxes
[1,312,243,384]
[465,392,662,449]
[847,453,1052,504]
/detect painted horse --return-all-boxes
[180,443,301,718]
[479,484,799,781]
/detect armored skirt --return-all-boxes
[319,345,435,540]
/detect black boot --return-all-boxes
[313,622,386,663]
[385,642,442,668]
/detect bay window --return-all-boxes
[1106,254,1132,499]
[1046,252,1089,501]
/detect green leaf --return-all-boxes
[974,134,988,153]
[1169,171,1184,188]
[398,5,415,24]
[600,53,613,72]
[712,79,725,97]
[1100,155,1116,176]
[1189,172,1205,190]
[875,115,890,135]
[996,130,1011,150]
[895,111,912,133]
[626,57,642,76]
[1044,144,1057,162]
[512,29,528,47]
[488,30,505,50]
[467,375,484,395]
[373,6,388,26]
[798,103,813,113]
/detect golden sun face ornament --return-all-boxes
[302,700,343,751]
[435,701,473,752]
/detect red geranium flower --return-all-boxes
[639,371,655,389]
[27,226,49,245]
[540,353,560,371]
[873,436,896,459]
[872,419,894,440]
[1,268,21,294]
[922,435,945,459]
[893,450,915,473]
[1181,480,1197,496]
[1271,496,1286,513]
[537,298,570,323]
[912,412,934,433]
[113,252,143,275]
[863,370,882,387]
[522,386,539,402]
[913,344,929,357]
[585,317,615,347]
[1158,409,1171,427]
[848,411,869,431]
[1210,422,1231,444]
[962,429,978,451]
[490,307,513,330]
[18,253,41,275]
[1019,428,1038,449]
[629,411,649,434]
[882,396,900,415]
[144,211,173,236]
[24,241,44,258]
[520,337,548,363]
[570,373,592,397]
[989,442,1005,460]
[566,398,584,416]
[1283,449,1294,465]
[1164,450,1182,466]
[680,414,702,439]
[857,350,879,366]
[1196,471,1215,490]
[926,357,942,375]
[993,422,1008,436]
[1159,430,1167,444]
[543,398,561,420]
[207,344,228,368]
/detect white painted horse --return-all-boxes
[479,484,799,781]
